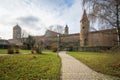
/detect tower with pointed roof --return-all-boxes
[80,10,90,46]
[64,25,69,34]
[13,24,21,39]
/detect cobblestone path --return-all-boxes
[59,51,119,80]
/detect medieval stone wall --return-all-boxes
[88,29,117,47]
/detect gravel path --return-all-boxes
[59,51,119,80]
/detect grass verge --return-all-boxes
[0,52,61,80]
[68,52,120,78]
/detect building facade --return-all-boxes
[13,24,21,39]
[10,10,118,51]
[8,24,22,46]
[0,39,9,49]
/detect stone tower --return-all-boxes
[13,24,21,39]
[80,10,90,47]
[64,25,69,34]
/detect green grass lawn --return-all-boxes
[0,52,61,80]
[68,52,120,78]
[0,49,31,54]
[19,49,31,53]
[0,49,7,54]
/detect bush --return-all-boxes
[15,49,19,54]
[34,42,43,54]
[31,50,34,54]
[8,45,14,54]
[15,46,20,54]
[35,48,42,54]
[52,47,57,52]
[51,43,57,52]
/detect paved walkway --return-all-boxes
[59,51,119,80]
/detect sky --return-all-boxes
[0,0,83,39]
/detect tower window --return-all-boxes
[84,38,87,45]
[82,27,85,29]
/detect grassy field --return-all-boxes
[0,52,61,80]
[68,52,120,78]
[0,49,31,54]
[0,49,7,54]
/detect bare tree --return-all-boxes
[82,0,120,46]
[21,30,29,38]
[21,29,29,44]
[48,25,64,34]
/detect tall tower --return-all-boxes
[13,24,21,39]
[64,25,69,34]
[80,10,90,47]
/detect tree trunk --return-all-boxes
[116,0,120,46]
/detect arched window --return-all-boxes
[84,38,87,46]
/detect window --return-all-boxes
[82,23,85,29]
[83,27,85,29]
[84,38,87,45]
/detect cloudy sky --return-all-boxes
[0,0,83,39]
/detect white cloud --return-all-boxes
[0,0,83,39]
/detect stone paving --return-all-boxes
[59,51,120,80]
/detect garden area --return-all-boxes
[0,51,61,80]
[68,52,120,78]
[1,48,120,79]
